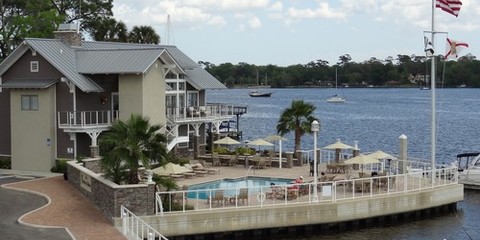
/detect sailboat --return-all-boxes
[326,68,345,103]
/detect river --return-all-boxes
[206,88,480,240]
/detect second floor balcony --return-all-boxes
[58,110,118,132]
[166,104,247,123]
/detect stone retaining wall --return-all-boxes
[67,161,155,222]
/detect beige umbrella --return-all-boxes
[366,150,396,160]
[323,139,354,150]
[323,139,354,162]
[264,135,287,168]
[152,163,189,176]
[247,138,274,147]
[213,136,241,145]
[344,154,380,174]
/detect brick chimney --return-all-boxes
[54,23,82,46]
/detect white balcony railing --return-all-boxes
[58,110,119,129]
[166,104,247,122]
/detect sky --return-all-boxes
[112,0,480,66]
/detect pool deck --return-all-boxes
[178,162,327,187]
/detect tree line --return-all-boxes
[202,53,480,88]
[0,0,159,61]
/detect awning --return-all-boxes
[0,78,58,89]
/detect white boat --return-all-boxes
[249,90,272,97]
[327,68,345,103]
[326,95,345,103]
[456,153,480,185]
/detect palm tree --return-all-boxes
[128,25,160,44]
[276,100,319,157]
[99,114,169,184]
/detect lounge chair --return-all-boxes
[193,163,220,175]
[185,164,207,176]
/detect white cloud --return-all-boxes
[248,17,262,29]
[269,2,283,11]
[183,0,270,10]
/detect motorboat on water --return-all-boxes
[249,90,272,97]
[455,152,480,185]
[326,94,346,103]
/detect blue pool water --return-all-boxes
[187,176,293,199]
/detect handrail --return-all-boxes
[121,205,168,240]
[57,110,118,128]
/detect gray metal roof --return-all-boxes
[0,44,29,76]
[0,78,58,89]
[76,48,163,74]
[24,39,103,92]
[1,38,225,92]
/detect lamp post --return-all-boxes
[311,120,319,202]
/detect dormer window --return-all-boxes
[30,61,39,72]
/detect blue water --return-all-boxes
[206,88,480,240]
[187,176,293,199]
[208,88,480,163]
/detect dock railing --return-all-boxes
[155,166,458,214]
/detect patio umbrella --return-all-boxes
[323,139,354,162]
[152,163,190,176]
[213,136,241,145]
[344,154,380,174]
[247,138,274,147]
[366,150,396,160]
[247,138,274,154]
[264,135,287,168]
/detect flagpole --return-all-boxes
[430,0,436,180]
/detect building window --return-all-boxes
[21,95,39,110]
[30,61,39,72]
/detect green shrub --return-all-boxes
[0,156,11,169]
[235,147,255,155]
[51,159,68,173]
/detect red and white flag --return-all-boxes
[445,38,469,60]
[436,0,463,17]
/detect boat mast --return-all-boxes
[430,0,436,175]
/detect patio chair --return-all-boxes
[238,188,249,204]
[212,190,225,206]
[212,153,221,166]
[185,164,207,176]
[188,106,200,117]
[199,106,211,116]
[257,157,266,169]
[265,156,272,168]
[228,154,239,166]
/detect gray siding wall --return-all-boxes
[0,88,11,155]
[1,49,62,158]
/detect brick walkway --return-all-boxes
[3,176,126,240]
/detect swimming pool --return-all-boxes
[187,176,293,199]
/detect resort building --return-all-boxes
[0,23,237,172]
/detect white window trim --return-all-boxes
[30,61,39,72]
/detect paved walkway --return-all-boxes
[1,172,126,240]
[0,163,343,240]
